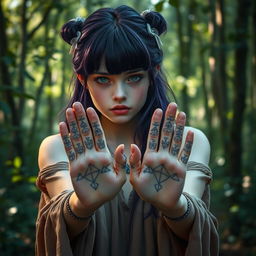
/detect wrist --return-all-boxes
[69,191,95,219]
[161,194,189,220]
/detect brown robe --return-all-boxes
[35,162,219,256]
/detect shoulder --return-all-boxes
[38,133,68,170]
[184,126,210,165]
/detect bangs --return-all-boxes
[84,24,151,74]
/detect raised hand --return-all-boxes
[129,103,194,212]
[59,102,126,210]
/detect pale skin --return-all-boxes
[38,66,211,241]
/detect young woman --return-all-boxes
[35,5,219,256]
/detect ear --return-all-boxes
[77,74,85,85]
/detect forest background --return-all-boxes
[0,0,255,255]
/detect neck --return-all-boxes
[100,116,136,153]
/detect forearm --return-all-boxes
[158,193,195,241]
[63,191,95,240]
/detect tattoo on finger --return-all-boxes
[150,122,160,136]
[171,143,180,156]
[70,121,80,139]
[173,125,184,143]
[180,141,193,164]
[149,139,157,150]
[78,117,90,134]
[75,142,84,154]
[68,151,76,161]
[161,136,170,149]
[163,116,174,134]
[84,137,93,150]
[97,138,105,149]
[63,135,72,149]
[92,122,103,136]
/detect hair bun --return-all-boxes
[141,10,167,35]
[60,17,85,45]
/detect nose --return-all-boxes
[112,81,127,102]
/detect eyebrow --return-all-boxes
[94,68,144,75]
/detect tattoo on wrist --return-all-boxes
[143,165,180,192]
[76,164,111,190]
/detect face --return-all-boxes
[86,61,150,124]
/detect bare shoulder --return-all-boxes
[184,126,210,165]
[38,133,68,170]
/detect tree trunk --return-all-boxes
[175,1,196,120]
[228,0,252,238]
[18,0,28,123]
[209,0,228,151]
[0,1,23,158]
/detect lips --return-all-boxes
[110,105,130,110]
[110,105,131,115]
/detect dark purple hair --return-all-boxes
[60,5,175,156]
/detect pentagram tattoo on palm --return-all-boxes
[143,165,180,192]
[76,164,111,190]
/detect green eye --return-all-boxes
[127,75,143,83]
[95,77,110,84]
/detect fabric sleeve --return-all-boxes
[184,193,219,256]
[35,190,74,256]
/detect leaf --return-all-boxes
[13,157,22,169]
[27,176,37,183]
[155,1,165,12]
[25,71,36,82]
[168,0,179,8]
[12,175,23,183]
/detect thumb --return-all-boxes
[129,144,141,181]
[113,144,128,175]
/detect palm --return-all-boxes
[130,103,193,210]
[59,102,126,208]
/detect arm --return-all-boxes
[163,127,211,240]
[38,102,127,240]
[38,135,93,239]
[129,103,212,240]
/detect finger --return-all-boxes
[73,102,94,151]
[170,112,186,157]
[129,144,142,182]
[113,144,129,174]
[86,107,108,152]
[146,109,163,152]
[59,122,76,162]
[159,103,176,151]
[179,130,194,165]
[66,108,85,156]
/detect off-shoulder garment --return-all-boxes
[35,162,219,256]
